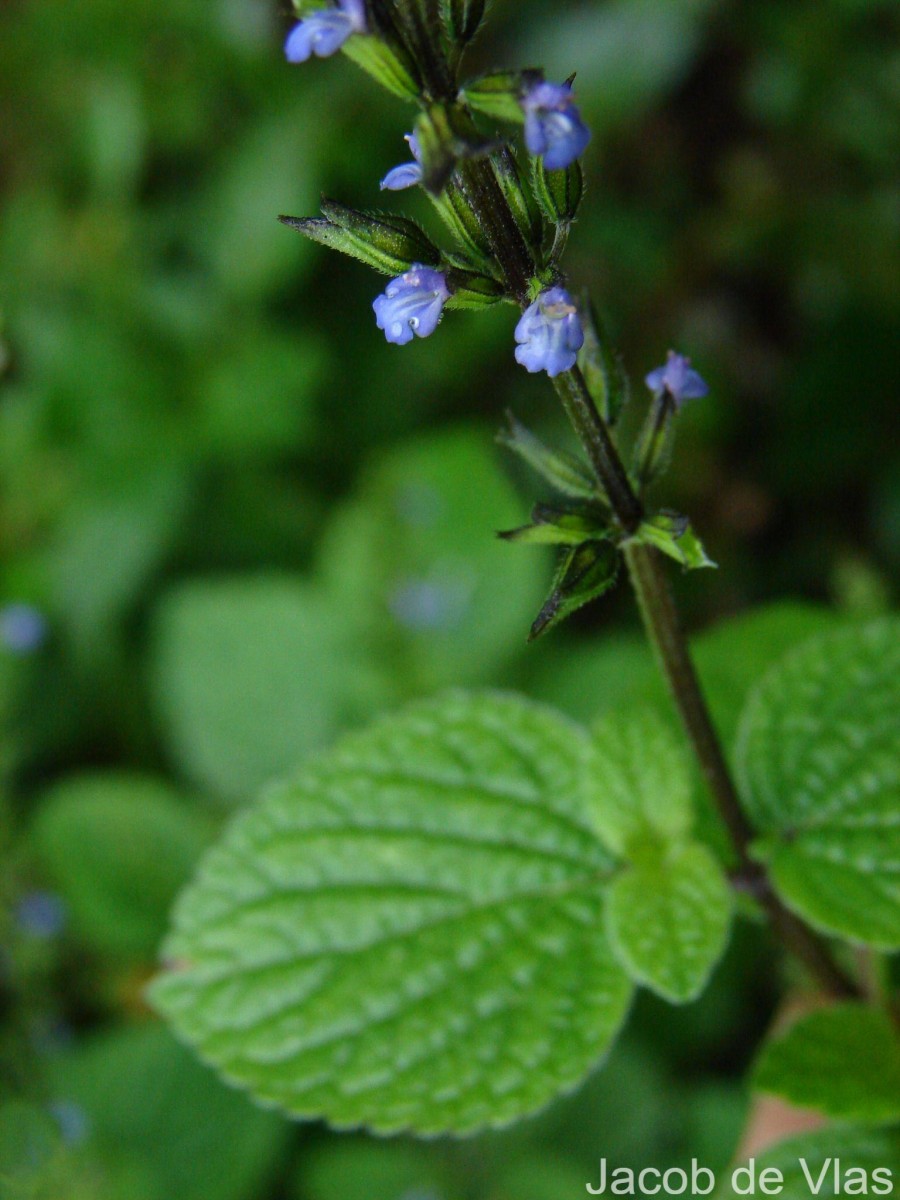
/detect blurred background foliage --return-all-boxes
[0,0,897,1195]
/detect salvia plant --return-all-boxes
[151,0,900,1164]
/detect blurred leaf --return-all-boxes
[590,708,693,856]
[317,426,546,692]
[31,773,211,959]
[43,1023,288,1200]
[753,1003,900,1124]
[606,842,733,1003]
[151,575,380,803]
[294,1139,451,1200]
[717,1126,900,1200]
[151,692,632,1134]
[736,617,900,948]
[49,463,190,653]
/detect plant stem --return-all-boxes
[450,123,859,996]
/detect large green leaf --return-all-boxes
[716,1126,900,1200]
[606,843,732,1003]
[151,576,382,804]
[753,1003,900,1124]
[31,773,211,959]
[736,618,900,948]
[151,692,632,1135]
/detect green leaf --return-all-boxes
[316,426,546,691]
[500,502,611,547]
[44,1023,287,1200]
[440,0,486,45]
[341,33,421,101]
[279,203,440,278]
[30,773,211,959]
[151,576,376,804]
[530,155,585,226]
[736,618,900,948]
[493,146,546,253]
[577,296,630,426]
[497,412,598,501]
[716,1126,900,1200]
[634,511,716,570]
[590,708,693,856]
[530,541,620,640]
[754,1003,900,1124]
[462,70,539,123]
[151,692,632,1135]
[443,267,506,310]
[606,842,733,1003]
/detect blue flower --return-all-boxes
[521,80,591,171]
[284,0,366,64]
[0,603,47,654]
[373,265,450,345]
[380,133,423,191]
[514,287,584,377]
[645,351,709,406]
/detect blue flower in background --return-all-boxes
[514,286,584,377]
[645,351,709,406]
[521,80,591,171]
[0,603,47,654]
[15,891,67,939]
[373,265,450,345]
[284,0,366,64]
[380,133,423,191]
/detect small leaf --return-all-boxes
[590,708,693,856]
[341,32,421,101]
[500,503,610,547]
[606,843,732,1003]
[427,180,494,265]
[753,1004,900,1124]
[634,511,716,570]
[577,296,630,426]
[444,267,506,310]
[736,618,900,949]
[440,0,486,45]
[151,692,632,1134]
[279,203,440,278]
[497,412,598,500]
[530,540,620,640]
[530,155,585,226]
[493,146,546,253]
[462,70,540,123]
[718,1126,900,1200]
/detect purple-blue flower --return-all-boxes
[284,0,366,64]
[373,265,450,345]
[645,351,709,406]
[380,133,423,192]
[0,603,47,654]
[521,80,591,171]
[514,287,584,377]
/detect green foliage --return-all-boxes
[529,541,620,639]
[279,205,441,278]
[30,774,210,959]
[590,709,693,854]
[316,426,545,691]
[633,512,716,571]
[606,843,732,1004]
[753,1003,900,1124]
[717,1126,900,1200]
[43,1023,288,1200]
[150,692,633,1134]
[151,576,376,805]
[736,618,900,948]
